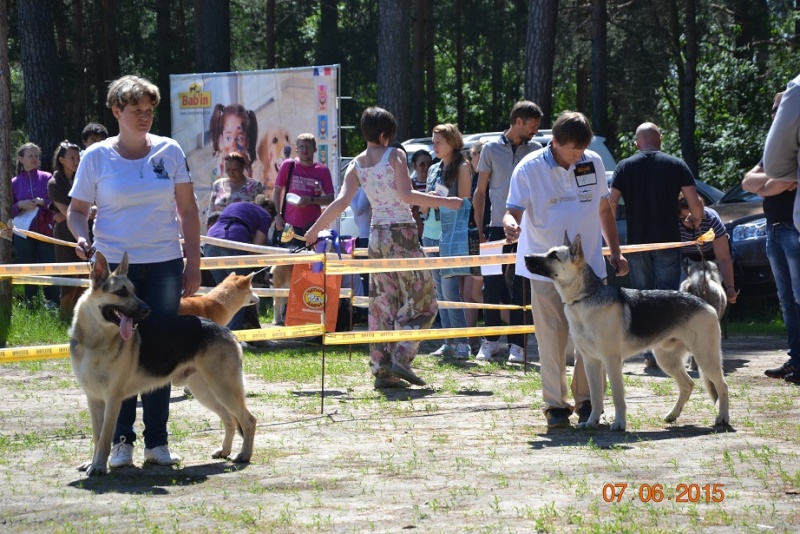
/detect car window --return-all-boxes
[718,184,758,204]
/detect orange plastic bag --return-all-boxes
[285,262,342,332]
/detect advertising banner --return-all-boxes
[170,65,339,229]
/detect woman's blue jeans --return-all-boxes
[422,237,467,344]
[112,258,183,449]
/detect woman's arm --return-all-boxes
[394,151,462,210]
[304,166,361,245]
[456,161,471,198]
[175,182,201,297]
[712,236,737,304]
[67,198,93,259]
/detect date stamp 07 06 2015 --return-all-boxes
[602,483,725,503]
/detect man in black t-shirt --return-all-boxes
[609,122,704,368]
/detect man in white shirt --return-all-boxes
[504,111,628,428]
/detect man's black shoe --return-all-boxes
[765,361,800,379]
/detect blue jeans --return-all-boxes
[422,237,467,344]
[628,249,682,291]
[112,258,184,449]
[12,234,58,302]
[203,243,250,330]
[766,223,800,365]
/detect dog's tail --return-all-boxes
[699,369,720,405]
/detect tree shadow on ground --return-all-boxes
[67,461,249,494]
[528,424,735,451]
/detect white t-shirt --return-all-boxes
[70,134,193,264]
[506,145,609,282]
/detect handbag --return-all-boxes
[275,161,297,245]
[285,262,343,332]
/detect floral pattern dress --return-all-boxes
[207,177,264,221]
[356,147,438,376]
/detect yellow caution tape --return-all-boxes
[0,324,534,363]
[201,236,302,255]
[233,324,325,342]
[12,228,77,248]
[0,344,71,363]
[11,276,90,288]
[326,254,515,274]
[323,325,535,345]
[199,253,324,270]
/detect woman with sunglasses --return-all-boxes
[47,141,83,319]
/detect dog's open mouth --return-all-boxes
[101,306,149,341]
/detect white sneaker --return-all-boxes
[109,436,134,468]
[144,445,182,465]
[430,343,454,357]
[508,344,526,364]
[475,340,499,361]
[454,343,471,360]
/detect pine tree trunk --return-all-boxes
[18,0,64,170]
[101,0,119,130]
[71,0,88,140]
[195,0,230,73]
[680,0,699,178]
[377,0,410,142]
[591,0,608,136]
[156,0,172,136]
[524,0,559,126]
[266,0,276,68]
[424,0,436,131]
[411,0,426,136]
[1,0,16,336]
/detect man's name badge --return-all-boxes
[574,161,598,187]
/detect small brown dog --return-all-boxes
[180,272,259,327]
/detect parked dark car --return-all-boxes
[711,184,773,298]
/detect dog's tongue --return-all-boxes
[119,314,134,341]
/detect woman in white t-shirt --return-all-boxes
[68,75,201,470]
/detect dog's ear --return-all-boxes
[91,251,111,288]
[563,231,572,247]
[569,233,583,260]
[113,252,129,277]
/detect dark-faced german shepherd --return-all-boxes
[525,233,729,431]
[70,251,256,476]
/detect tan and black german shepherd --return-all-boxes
[70,251,256,476]
[525,233,729,431]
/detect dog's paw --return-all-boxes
[577,419,600,430]
[664,412,679,424]
[77,460,92,472]
[231,452,251,464]
[714,416,730,427]
[211,448,230,459]
[609,420,626,432]
[85,463,108,477]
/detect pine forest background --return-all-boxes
[2,0,800,204]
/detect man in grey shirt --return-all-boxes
[473,101,543,363]
[763,73,800,232]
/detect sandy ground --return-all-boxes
[0,334,799,533]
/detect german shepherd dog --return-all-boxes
[70,251,256,476]
[525,233,729,431]
[680,260,727,320]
